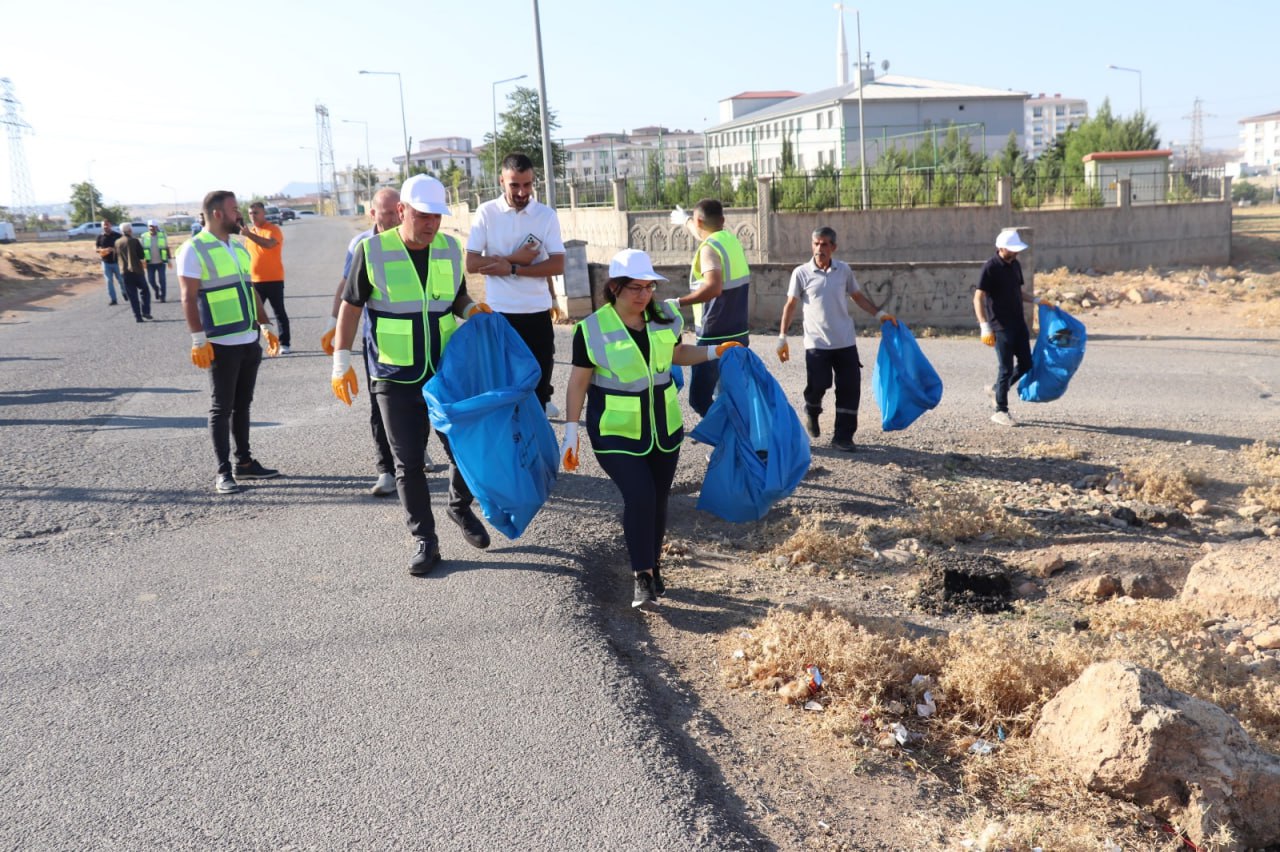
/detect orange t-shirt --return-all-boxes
[243,222,285,281]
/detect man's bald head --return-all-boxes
[371,188,401,232]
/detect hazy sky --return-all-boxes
[2,0,1272,209]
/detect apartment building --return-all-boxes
[1025,94,1089,157]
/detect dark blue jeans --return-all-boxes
[101,261,121,303]
[146,263,167,300]
[804,345,861,441]
[994,325,1033,412]
[689,332,750,417]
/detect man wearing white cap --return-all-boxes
[329,175,493,575]
[974,228,1049,426]
[142,220,171,302]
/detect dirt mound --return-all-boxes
[913,552,1013,615]
[1,245,97,281]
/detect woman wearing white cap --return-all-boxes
[560,249,740,608]
[974,228,1050,426]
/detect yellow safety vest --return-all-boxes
[689,229,750,342]
[189,231,256,341]
[142,230,169,263]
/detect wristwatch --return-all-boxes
[510,263,518,277]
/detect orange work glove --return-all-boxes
[560,423,579,471]
[320,315,337,355]
[465,302,493,318]
[331,351,358,405]
[190,332,214,369]
[979,322,995,347]
[261,324,280,357]
[713,340,744,358]
[776,335,790,363]
[876,310,898,327]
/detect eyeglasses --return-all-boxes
[620,282,657,293]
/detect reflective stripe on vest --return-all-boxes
[578,299,683,455]
[362,228,461,383]
[689,229,751,341]
[190,231,256,341]
[143,231,168,263]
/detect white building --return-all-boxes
[1025,93,1088,157]
[563,127,706,182]
[335,166,400,214]
[704,71,1026,178]
[392,136,482,180]
[1239,110,1280,174]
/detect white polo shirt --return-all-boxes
[176,236,259,346]
[466,196,565,313]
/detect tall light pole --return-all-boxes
[160,183,177,213]
[343,118,372,206]
[531,0,556,206]
[853,7,869,210]
[491,74,528,185]
[87,160,96,222]
[1107,64,1143,114]
[359,69,409,181]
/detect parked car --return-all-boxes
[279,207,297,222]
[126,221,149,235]
[264,205,282,225]
[67,222,103,239]
[0,222,15,243]
[298,210,316,217]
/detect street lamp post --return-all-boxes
[491,74,528,186]
[343,118,373,207]
[87,160,96,222]
[359,70,409,181]
[1107,64,1143,114]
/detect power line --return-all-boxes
[1,77,35,219]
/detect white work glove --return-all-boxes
[191,331,207,348]
[669,205,691,226]
[776,335,790,363]
[331,349,358,405]
[559,422,579,471]
[979,322,995,347]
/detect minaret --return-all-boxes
[835,4,849,86]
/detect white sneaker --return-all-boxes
[370,472,396,496]
[990,411,1017,427]
[280,345,292,355]
[545,401,562,420]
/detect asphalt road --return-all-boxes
[0,217,746,850]
[2,216,1277,850]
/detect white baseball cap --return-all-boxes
[995,229,1028,252]
[609,249,667,281]
[400,174,450,215]
[146,219,158,226]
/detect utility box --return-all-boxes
[553,239,591,320]
[1083,150,1172,205]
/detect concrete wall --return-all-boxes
[586,260,988,330]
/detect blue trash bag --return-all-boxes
[1019,304,1087,403]
[671,364,684,392]
[423,314,559,539]
[872,321,944,432]
[690,347,810,523]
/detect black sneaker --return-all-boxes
[447,506,490,549]
[235,459,280,480]
[632,572,659,609]
[832,438,857,453]
[805,410,820,438]
[214,473,241,494]
[652,564,666,598]
[409,538,441,576]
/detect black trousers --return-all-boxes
[373,379,472,542]
[360,350,396,474]
[994,325,1033,412]
[252,280,290,346]
[596,448,681,574]
[122,271,151,320]
[208,340,262,475]
[501,310,554,407]
[803,345,861,441]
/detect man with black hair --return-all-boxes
[672,198,752,417]
[466,152,566,414]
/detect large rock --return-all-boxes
[1180,539,1280,618]
[1033,661,1280,849]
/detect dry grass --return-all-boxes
[1242,440,1280,479]
[1244,483,1280,513]
[1117,461,1204,507]
[766,514,868,569]
[1019,440,1085,461]
[880,481,1037,547]
[727,600,1280,849]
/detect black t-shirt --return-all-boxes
[96,230,120,263]
[343,239,470,313]
[976,254,1026,331]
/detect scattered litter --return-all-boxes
[969,739,996,755]
[816,820,830,832]
[910,674,931,688]
[997,724,1006,742]
[806,665,823,694]
[803,700,824,712]
[732,649,745,659]
[892,723,909,744]
[916,690,936,717]
[1103,840,1121,852]
[886,700,906,715]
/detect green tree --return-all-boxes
[1232,180,1264,204]
[69,182,127,225]
[352,164,380,192]
[484,86,566,181]
[780,136,796,173]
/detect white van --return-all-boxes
[0,222,15,243]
